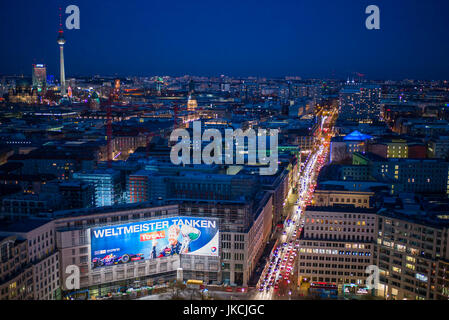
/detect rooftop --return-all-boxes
[0,218,52,233]
[343,130,373,141]
[305,206,378,214]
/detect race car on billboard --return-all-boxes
[92,253,144,268]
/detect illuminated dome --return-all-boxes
[343,130,373,141]
[187,94,197,111]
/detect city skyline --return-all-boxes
[2,0,449,305]
[1,0,449,80]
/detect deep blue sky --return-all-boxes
[1,0,448,80]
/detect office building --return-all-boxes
[375,208,449,300]
[298,206,377,292]
[73,169,122,207]
[339,83,381,123]
[32,64,47,92]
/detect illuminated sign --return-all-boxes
[90,217,219,269]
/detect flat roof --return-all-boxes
[305,206,378,214]
[0,218,52,233]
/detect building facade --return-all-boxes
[374,211,449,300]
[298,207,377,292]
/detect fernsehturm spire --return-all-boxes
[57,9,66,97]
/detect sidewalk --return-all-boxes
[248,237,278,286]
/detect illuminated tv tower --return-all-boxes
[57,8,66,97]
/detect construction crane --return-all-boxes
[173,103,179,129]
[105,86,118,169]
[106,104,113,168]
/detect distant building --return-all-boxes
[354,152,449,195]
[7,78,39,104]
[385,139,409,158]
[127,170,152,203]
[428,136,449,160]
[330,131,373,163]
[8,147,96,181]
[59,181,95,210]
[339,83,381,123]
[313,189,373,208]
[287,127,315,151]
[187,94,198,111]
[1,193,62,220]
[32,64,47,92]
[73,169,122,207]
[408,143,427,159]
[368,138,427,159]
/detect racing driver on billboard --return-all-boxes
[152,224,183,257]
[151,224,201,257]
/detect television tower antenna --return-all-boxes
[57,6,67,97]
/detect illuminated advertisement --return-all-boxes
[90,217,219,269]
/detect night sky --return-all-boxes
[1,0,449,80]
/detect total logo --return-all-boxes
[211,247,217,253]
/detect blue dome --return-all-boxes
[343,130,372,141]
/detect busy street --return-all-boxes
[254,136,331,300]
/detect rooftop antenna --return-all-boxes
[58,6,64,34]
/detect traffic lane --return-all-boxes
[256,145,327,298]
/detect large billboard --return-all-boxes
[90,217,219,269]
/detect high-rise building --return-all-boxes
[57,23,66,97]
[339,83,381,123]
[32,64,47,92]
[155,77,164,94]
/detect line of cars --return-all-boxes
[257,151,315,294]
[258,224,302,294]
[256,141,330,297]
